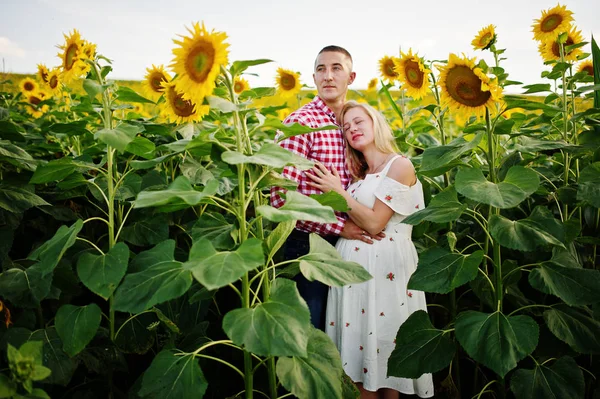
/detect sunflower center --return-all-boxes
[446,65,490,107]
[185,40,215,83]
[150,72,167,93]
[29,95,42,105]
[551,37,575,58]
[168,88,195,117]
[404,60,424,88]
[234,81,244,93]
[582,65,594,76]
[280,74,296,91]
[480,33,492,46]
[40,70,48,83]
[64,43,79,71]
[385,60,398,78]
[23,81,35,91]
[49,75,58,89]
[541,14,562,33]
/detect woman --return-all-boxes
[306,101,433,398]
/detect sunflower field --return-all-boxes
[1,4,600,399]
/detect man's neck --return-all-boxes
[323,97,345,121]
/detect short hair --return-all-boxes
[314,45,353,70]
[341,101,400,180]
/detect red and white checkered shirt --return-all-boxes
[270,96,351,236]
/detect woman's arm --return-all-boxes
[306,157,417,235]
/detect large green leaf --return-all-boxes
[455,310,539,378]
[0,141,37,171]
[49,120,91,136]
[125,136,156,159]
[120,215,169,247]
[0,184,50,213]
[577,162,600,208]
[222,142,314,170]
[544,305,600,354]
[55,304,102,357]
[489,207,565,252]
[113,244,192,314]
[138,349,207,398]
[403,186,467,225]
[510,357,584,399]
[0,120,25,141]
[230,58,273,76]
[259,117,338,139]
[190,212,235,250]
[116,86,155,104]
[310,191,350,212]
[407,248,483,294]
[257,191,338,223]
[94,123,144,153]
[265,220,295,262]
[276,327,343,399]
[28,328,78,386]
[28,219,83,276]
[388,310,455,379]
[529,262,600,306]
[76,242,129,300]
[223,278,310,357]
[420,134,482,172]
[504,95,561,116]
[455,166,539,209]
[29,158,77,184]
[0,265,52,307]
[297,234,373,287]
[184,238,264,290]
[114,312,158,354]
[133,176,219,212]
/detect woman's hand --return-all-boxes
[305,162,345,194]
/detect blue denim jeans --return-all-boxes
[284,230,338,331]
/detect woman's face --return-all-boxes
[343,107,374,151]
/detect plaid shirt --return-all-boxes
[270,96,351,236]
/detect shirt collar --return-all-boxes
[313,96,338,124]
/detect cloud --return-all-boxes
[0,37,26,57]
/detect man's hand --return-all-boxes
[340,219,385,244]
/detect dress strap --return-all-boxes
[380,154,402,175]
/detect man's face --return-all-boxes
[313,51,356,102]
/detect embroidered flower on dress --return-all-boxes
[415,204,420,209]
[393,338,397,344]
[385,195,392,202]
[386,272,395,281]
[359,345,363,351]
[330,321,335,326]
[361,308,365,314]
[363,368,368,373]
[389,237,394,242]
[354,246,360,252]
[377,348,380,354]
[407,291,413,298]
[380,312,385,316]
[345,322,350,327]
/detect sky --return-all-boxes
[1,0,599,94]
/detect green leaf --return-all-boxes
[222,143,314,170]
[257,191,338,224]
[388,310,455,379]
[259,117,339,139]
[420,134,482,172]
[94,123,144,153]
[49,120,91,136]
[529,262,600,306]
[230,58,273,76]
[455,310,539,378]
[0,374,17,397]
[298,234,373,287]
[28,328,77,386]
[0,120,25,141]
[125,136,156,159]
[206,95,237,113]
[403,186,467,225]
[83,79,107,100]
[115,312,158,354]
[133,176,219,211]
[510,357,584,399]
[504,95,561,116]
[577,162,600,208]
[521,83,552,94]
[455,166,539,209]
[0,141,37,171]
[544,305,600,354]
[407,248,483,294]
[120,215,169,247]
[190,212,235,250]
[130,153,180,170]
[0,184,50,213]
[116,86,155,104]
[276,327,343,399]
[592,35,600,108]
[513,137,577,153]
[29,158,76,184]
[184,238,264,290]
[28,219,83,276]
[309,191,350,212]
[489,207,565,252]
[265,220,295,262]
[223,278,310,357]
[0,266,52,307]
[76,242,129,300]
[138,350,207,398]
[55,304,102,356]
[239,87,277,100]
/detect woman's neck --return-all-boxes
[364,148,393,174]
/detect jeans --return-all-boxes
[284,230,338,331]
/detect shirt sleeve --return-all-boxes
[374,177,425,215]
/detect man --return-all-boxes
[270,45,381,331]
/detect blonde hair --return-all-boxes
[341,100,399,180]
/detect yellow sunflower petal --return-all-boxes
[19,77,39,94]
[437,53,502,118]
[46,67,63,95]
[379,55,400,82]
[56,29,90,84]
[532,4,574,42]
[170,22,229,105]
[25,90,50,119]
[471,24,496,50]
[393,49,431,100]
[538,26,584,62]
[275,67,302,98]
[367,78,378,92]
[37,64,49,84]
[160,81,209,124]
[233,77,250,95]
[577,60,594,77]
[143,64,172,101]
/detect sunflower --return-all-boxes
[379,55,400,82]
[538,26,583,62]
[37,64,49,84]
[437,53,502,118]
[170,22,229,105]
[25,90,50,119]
[367,78,378,92]
[233,77,250,94]
[532,4,574,42]
[80,41,96,60]
[160,81,209,124]
[394,49,431,100]
[577,60,594,77]
[19,77,39,94]
[46,67,63,95]
[143,64,172,101]
[472,25,496,50]
[275,68,302,98]
[56,29,89,83]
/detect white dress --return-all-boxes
[325,155,434,397]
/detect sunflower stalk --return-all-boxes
[558,41,571,221]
